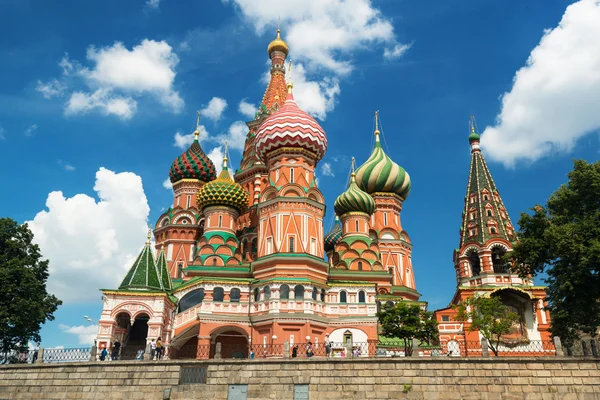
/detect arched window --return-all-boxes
[377,301,382,313]
[388,267,394,284]
[339,291,347,303]
[177,262,183,279]
[358,291,366,303]
[264,286,271,300]
[294,285,304,300]
[312,286,317,301]
[178,288,204,313]
[290,168,294,183]
[492,247,508,273]
[320,289,326,302]
[213,287,224,302]
[355,220,359,232]
[218,215,222,227]
[212,258,217,266]
[490,227,497,234]
[486,210,493,217]
[280,284,290,300]
[230,288,241,302]
[289,237,295,252]
[253,287,260,302]
[358,261,363,271]
[468,250,481,276]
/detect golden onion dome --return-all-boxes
[267,29,289,56]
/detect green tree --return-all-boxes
[511,160,600,341]
[454,295,519,356]
[0,218,62,360]
[377,301,438,355]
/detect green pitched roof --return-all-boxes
[156,247,172,291]
[460,140,516,247]
[119,241,164,291]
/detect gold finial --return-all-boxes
[146,225,152,245]
[351,157,356,177]
[287,59,293,93]
[194,111,201,141]
[223,141,229,169]
[374,110,381,142]
[470,115,476,133]
[277,16,281,33]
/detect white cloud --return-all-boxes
[173,126,209,149]
[27,167,150,303]
[321,162,335,177]
[57,160,76,171]
[238,99,256,118]
[383,43,412,60]
[65,89,137,120]
[39,40,183,119]
[0,125,5,140]
[201,97,228,121]
[58,324,98,345]
[480,0,600,167]
[216,120,248,152]
[162,178,173,190]
[226,0,409,75]
[290,62,340,120]
[36,79,66,99]
[25,124,38,137]
[207,147,226,174]
[146,0,160,9]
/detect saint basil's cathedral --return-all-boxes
[95,29,552,357]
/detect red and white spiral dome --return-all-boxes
[255,92,327,162]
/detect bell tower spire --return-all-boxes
[455,116,519,286]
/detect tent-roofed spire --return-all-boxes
[119,228,164,291]
[459,116,517,247]
[155,245,172,291]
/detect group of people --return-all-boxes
[98,338,164,361]
[99,340,121,361]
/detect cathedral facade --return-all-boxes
[95,30,551,358]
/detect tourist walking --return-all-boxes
[99,347,108,361]
[292,344,298,358]
[150,339,156,360]
[306,341,314,358]
[324,336,331,358]
[111,340,121,360]
[155,339,163,360]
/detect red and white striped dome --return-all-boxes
[255,92,327,162]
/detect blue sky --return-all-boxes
[1,0,599,348]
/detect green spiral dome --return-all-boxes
[354,134,411,200]
[334,174,376,216]
[197,166,249,214]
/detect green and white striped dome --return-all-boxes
[334,173,376,216]
[355,132,411,200]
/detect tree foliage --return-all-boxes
[377,301,438,355]
[453,295,519,356]
[0,218,62,357]
[511,160,600,341]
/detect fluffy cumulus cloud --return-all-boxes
[321,162,335,177]
[27,168,150,303]
[59,324,98,345]
[145,0,160,9]
[225,0,408,74]
[223,0,402,119]
[65,89,137,119]
[200,97,228,121]
[480,0,600,166]
[173,125,209,149]
[238,99,256,118]
[217,120,248,152]
[162,178,173,190]
[37,40,183,119]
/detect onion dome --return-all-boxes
[324,216,343,253]
[354,114,411,200]
[267,28,289,56]
[197,149,249,214]
[255,89,328,162]
[334,173,376,216]
[169,128,217,184]
[468,124,480,143]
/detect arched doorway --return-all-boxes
[122,313,149,359]
[210,327,248,359]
